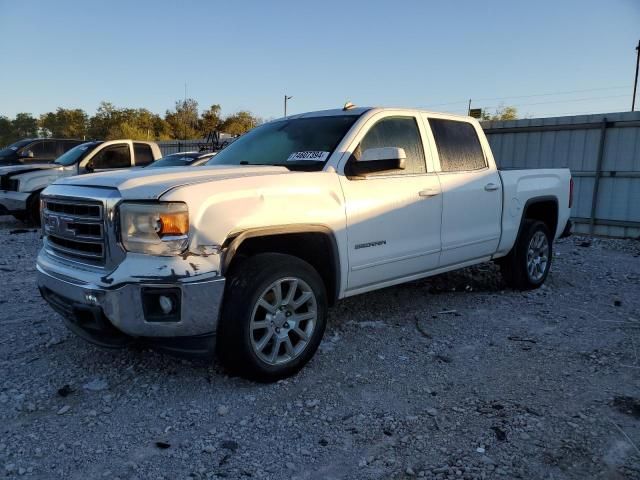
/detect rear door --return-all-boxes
[339,112,442,292]
[424,116,501,266]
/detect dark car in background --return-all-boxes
[146,151,216,168]
[0,138,85,165]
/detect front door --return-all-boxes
[339,114,442,292]
[85,143,133,173]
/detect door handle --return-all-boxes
[484,183,499,191]
[418,188,440,197]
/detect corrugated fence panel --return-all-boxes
[483,110,640,239]
[573,177,594,219]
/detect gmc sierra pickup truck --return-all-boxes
[0,140,161,223]
[36,107,572,381]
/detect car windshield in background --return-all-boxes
[54,142,100,166]
[147,153,202,168]
[0,139,33,158]
[206,115,359,171]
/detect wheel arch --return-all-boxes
[221,224,341,306]
[518,195,559,241]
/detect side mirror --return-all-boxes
[84,160,94,173]
[20,150,34,159]
[351,147,406,176]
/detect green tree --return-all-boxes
[88,102,123,139]
[220,111,260,136]
[139,109,172,140]
[0,116,16,146]
[481,105,518,121]
[199,104,222,136]
[12,113,39,138]
[88,103,172,140]
[40,108,88,138]
[165,98,200,139]
[153,115,173,140]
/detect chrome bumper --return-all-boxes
[0,190,29,213]
[37,249,226,340]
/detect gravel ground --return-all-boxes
[1,215,639,480]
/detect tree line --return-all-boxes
[0,99,262,146]
[1,101,519,147]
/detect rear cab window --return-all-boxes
[41,140,58,159]
[133,143,155,166]
[24,141,54,161]
[428,118,486,172]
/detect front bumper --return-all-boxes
[37,249,226,354]
[0,190,30,214]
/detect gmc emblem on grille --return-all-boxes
[45,214,77,237]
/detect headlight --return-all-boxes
[119,202,189,255]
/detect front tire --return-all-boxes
[499,220,552,290]
[217,253,328,382]
[26,191,42,226]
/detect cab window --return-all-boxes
[428,119,486,172]
[133,143,154,166]
[91,144,131,169]
[348,117,426,176]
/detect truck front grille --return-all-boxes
[42,198,105,264]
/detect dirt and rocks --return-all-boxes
[0,215,639,479]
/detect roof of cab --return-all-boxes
[283,107,372,120]
[277,106,473,122]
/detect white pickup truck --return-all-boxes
[36,107,572,381]
[0,140,161,223]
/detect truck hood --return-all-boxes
[0,163,60,177]
[54,165,292,200]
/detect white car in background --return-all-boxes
[0,140,161,223]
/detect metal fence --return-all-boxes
[482,111,640,239]
[156,140,214,156]
[156,133,236,156]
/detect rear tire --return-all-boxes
[217,253,328,382]
[499,220,552,290]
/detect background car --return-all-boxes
[0,138,85,165]
[0,139,162,223]
[146,151,216,168]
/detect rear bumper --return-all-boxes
[0,190,29,213]
[37,249,226,356]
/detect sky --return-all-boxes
[1,0,639,121]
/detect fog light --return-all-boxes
[158,295,174,314]
[84,293,99,305]
[141,288,181,323]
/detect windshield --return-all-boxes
[146,153,201,168]
[0,139,33,158]
[54,142,99,166]
[206,115,359,171]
